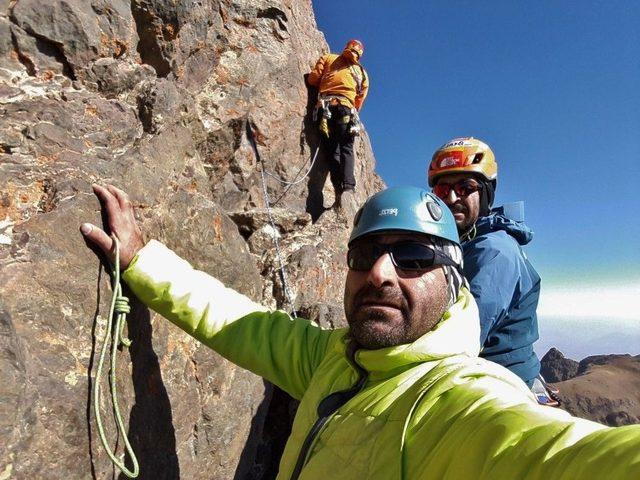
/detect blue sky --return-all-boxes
[313,1,640,356]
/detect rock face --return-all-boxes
[540,347,579,382]
[542,350,640,426]
[0,1,382,478]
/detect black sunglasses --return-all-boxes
[347,241,458,272]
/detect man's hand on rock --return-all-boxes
[80,184,146,269]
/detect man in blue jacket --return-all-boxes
[428,137,553,403]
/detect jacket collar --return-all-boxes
[349,288,480,378]
[473,211,534,246]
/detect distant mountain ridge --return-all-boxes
[541,348,640,426]
[535,315,640,361]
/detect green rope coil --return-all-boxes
[93,235,139,478]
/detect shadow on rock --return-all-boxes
[234,380,276,480]
[86,263,103,479]
[238,382,298,480]
[119,289,180,479]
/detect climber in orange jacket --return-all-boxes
[308,39,369,208]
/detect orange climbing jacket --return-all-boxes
[308,53,369,111]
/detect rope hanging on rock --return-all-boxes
[246,118,300,316]
[93,235,139,478]
[243,117,320,206]
[266,145,320,205]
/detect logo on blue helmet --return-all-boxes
[378,208,398,217]
[349,186,459,246]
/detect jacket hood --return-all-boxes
[474,211,533,246]
[352,288,480,379]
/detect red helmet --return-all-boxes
[344,39,364,59]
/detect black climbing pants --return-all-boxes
[320,104,356,192]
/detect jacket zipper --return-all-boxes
[289,350,368,480]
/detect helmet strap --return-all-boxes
[424,236,464,306]
[443,264,465,307]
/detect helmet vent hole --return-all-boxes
[472,153,484,164]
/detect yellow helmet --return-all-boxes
[428,137,497,187]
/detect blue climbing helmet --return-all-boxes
[349,186,465,305]
[349,186,460,246]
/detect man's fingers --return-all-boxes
[106,184,131,211]
[83,184,144,268]
[80,223,113,256]
[106,185,139,233]
[92,184,121,215]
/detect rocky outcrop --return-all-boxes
[542,350,640,426]
[0,1,382,478]
[540,347,579,382]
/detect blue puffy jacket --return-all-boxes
[462,208,541,386]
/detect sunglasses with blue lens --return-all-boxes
[347,241,457,272]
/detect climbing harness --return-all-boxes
[246,119,304,316]
[93,235,139,478]
[317,98,331,138]
[314,95,363,139]
[315,96,344,138]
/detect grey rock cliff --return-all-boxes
[0,1,383,478]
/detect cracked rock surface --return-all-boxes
[0,0,383,478]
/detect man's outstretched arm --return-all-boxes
[80,185,337,399]
[404,359,640,479]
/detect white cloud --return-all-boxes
[538,282,640,323]
[536,279,640,358]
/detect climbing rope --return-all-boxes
[265,144,321,205]
[93,235,139,478]
[246,119,300,316]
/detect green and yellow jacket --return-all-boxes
[124,240,640,479]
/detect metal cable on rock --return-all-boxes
[93,235,139,478]
[270,144,320,205]
[241,113,320,206]
[246,119,298,317]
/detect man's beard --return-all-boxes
[450,203,474,235]
[346,284,413,350]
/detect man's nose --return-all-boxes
[367,253,397,287]
[445,188,459,204]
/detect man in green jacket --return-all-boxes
[81,184,640,479]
